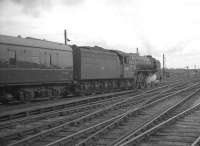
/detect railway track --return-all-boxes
[0,83,185,126]
[113,86,200,146]
[0,89,142,122]
[4,81,199,146]
[0,88,139,111]
[0,90,146,138]
[120,101,200,146]
[0,76,195,123]
[0,85,173,128]
[74,83,200,146]
[0,84,176,146]
[0,78,190,123]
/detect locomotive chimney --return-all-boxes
[136,48,139,54]
[64,29,67,45]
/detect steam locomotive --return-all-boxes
[0,34,160,103]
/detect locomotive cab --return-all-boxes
[110,50,136,79]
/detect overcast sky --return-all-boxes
[1,0,200,68]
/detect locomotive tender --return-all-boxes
[0,34,160,103]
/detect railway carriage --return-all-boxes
[0,35,73,102]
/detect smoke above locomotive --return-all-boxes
[0,34,160,103]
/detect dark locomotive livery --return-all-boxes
[0,34,160,103]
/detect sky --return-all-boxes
[1,0,200,68]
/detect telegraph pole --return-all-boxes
[64,29,67,45]
[163,54,165,80]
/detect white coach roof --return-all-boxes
[0,34,72,51]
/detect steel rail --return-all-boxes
[191,135,200,146]
[113,88,200,146]
[120,97,200,146]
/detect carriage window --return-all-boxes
[8,50,16,65]
[49,54,52,65]
[44,52,52,66]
